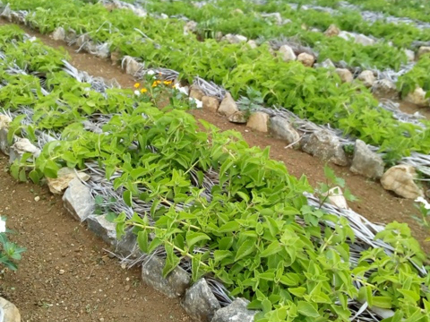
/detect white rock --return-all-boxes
[279,45,296,62]
[297,53,315,67]
[47,168,91,195]
[417,46,430,59]
[184,21,198,35]
[87,214,117,245]
[0,115,11,130]
[122,56,143,76]
[381,165,423,199]
[350,140,385,179]
[338,31,356,41]
[405,87,429,107]
[202,96,220,112]
[357,70,376,88]
[269,116,300,147]
[324,24,340,37]
[247,40,258,49]
[224,34,248,44]
[0,297,21,322]
[335,68,353,83]
[320,59,335,69]
[354,34,375,46]
[322,186,349,209]
[189,86,205,101]
[246,112,270,132]
[52,27,66,41]
[405,49,415,62]
[9,138,41,164]
[301,130,348,166]
[218,93,239,116]
[228,111,248,124]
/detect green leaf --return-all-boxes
[123,190,133,207]
[297,301,319,318]
[186,231,211,248]
[260,241,281,257]
[137,230,149,254]
[234,239,256,261]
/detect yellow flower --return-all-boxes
[141,88,147,93]
[152,80,161,87]
[163,80,173,85]
[134,83,140,88]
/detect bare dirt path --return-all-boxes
[1,20,429,253]
[0,154,190,322]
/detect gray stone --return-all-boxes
[122,56,143,76]
[62,178,95,222]
[350,140,384,179]
[184,21,198,35]
[0,4,12,20]
[86,214,116,245]
[381,165,423,199]
[372,79,398,100]
[302,130,348,166]
[228,111,248,124]
[218,93,239,117]
[76,34,91,48]
[202,96,220,112]
[279,45,296,62]
[405,49,415,62]
[52,27,66,41]
[247,40,258,49]
[211,298,257,322]
[269,116,300,146]
[320,59,335,69]
[141,255,190,298]
[0,115,11,155]
[0,297,21,322]
[47,167,90,195]
[246,112,270,132]
[115,229,140,258]
[182,279,221,322]
[9,138,41,164]
[338,31,356,41]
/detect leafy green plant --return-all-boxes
[0,217,25,271]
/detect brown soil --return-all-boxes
[0,155,190,322]
[1,20,429,254]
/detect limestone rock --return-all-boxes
[405,49,415,62]
[279,45,296,62]
[62,178,95,222]
[350,140,385,179]
[0,4,12,21]
[338,31,355,41]
[320,59,335,69]
[47,168,90,194]
[297,52,315,67]
[228,111,248,124]
[202,96,220,112]
[232,8,244,15]
[417,46,430,59]
[224,34,247,44]
[184,21,198,35]
[357,70,375,88]
[0,115,11,154]
[183,279,221,322]
[141,255,190,298]
[0,115,11,129]
[0,297,21,322]
[76,34,91,49]
[52,27,66,41]
[322,186,349,209]
[301,130,348,166]
[9,138,41,164]
[381,165,423,199]
[324,24,340,37]
[115,229,141,258]
[269,116,300,146]
[247,40,258,49]
[122,56,142,76]
[218,93,239,116]
[189,86,205,101]
[355,34,375,46]
[246,112,270,132]
[371,79,398,100]
[110,50,122,65]
[405,87,429,107]
[211,298,257,322]
[335,68,353,83]
[86,214,116,245]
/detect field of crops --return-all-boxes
[1,0,430,321]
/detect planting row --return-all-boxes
[2,1,430,165]
[1,25,429,322]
